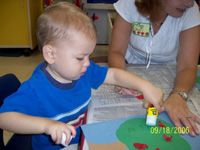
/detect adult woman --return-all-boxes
[108,0,200,136]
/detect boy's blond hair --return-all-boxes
[36,2,97,51]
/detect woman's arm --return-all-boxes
[175,26,200,91]
[108,14,132,70]
[164,25,200,136]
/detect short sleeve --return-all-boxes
[87,61,108,89]
[182,2,200,30]
[114,0,138,23]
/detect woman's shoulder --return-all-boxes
[179,2,200,30]
[114,0,144,23]
[114,0,137,12]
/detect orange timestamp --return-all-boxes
[150,127,189,134]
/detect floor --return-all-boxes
[0,44,109,145]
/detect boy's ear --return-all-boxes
[43,45,55,64]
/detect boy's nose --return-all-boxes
[83,58,90,67]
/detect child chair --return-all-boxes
[0,74,32,150]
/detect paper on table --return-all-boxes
[188,87,200,116]
[82,112,200,150]
[87,64,200,124]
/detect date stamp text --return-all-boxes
[150,127,189,134]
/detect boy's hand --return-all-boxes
[44,120,76,145]
[142,83,164,112]
[115,85,164,112]
[106,68,164,112]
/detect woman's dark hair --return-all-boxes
[135,0,163,22]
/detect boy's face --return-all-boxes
[47,32,96,83]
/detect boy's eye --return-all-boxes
[77,57,84,61]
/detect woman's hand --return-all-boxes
[44,120,76,145]
[164,93,200,136]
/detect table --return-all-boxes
[81,64,200,150]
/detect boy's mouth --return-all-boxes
[80,72,85,76]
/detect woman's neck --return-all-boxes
[151,13,168,27]
[150,13,168,35]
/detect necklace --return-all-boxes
[153,22,163,26]
[152,14,168,26]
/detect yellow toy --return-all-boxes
[146,104,158,126]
